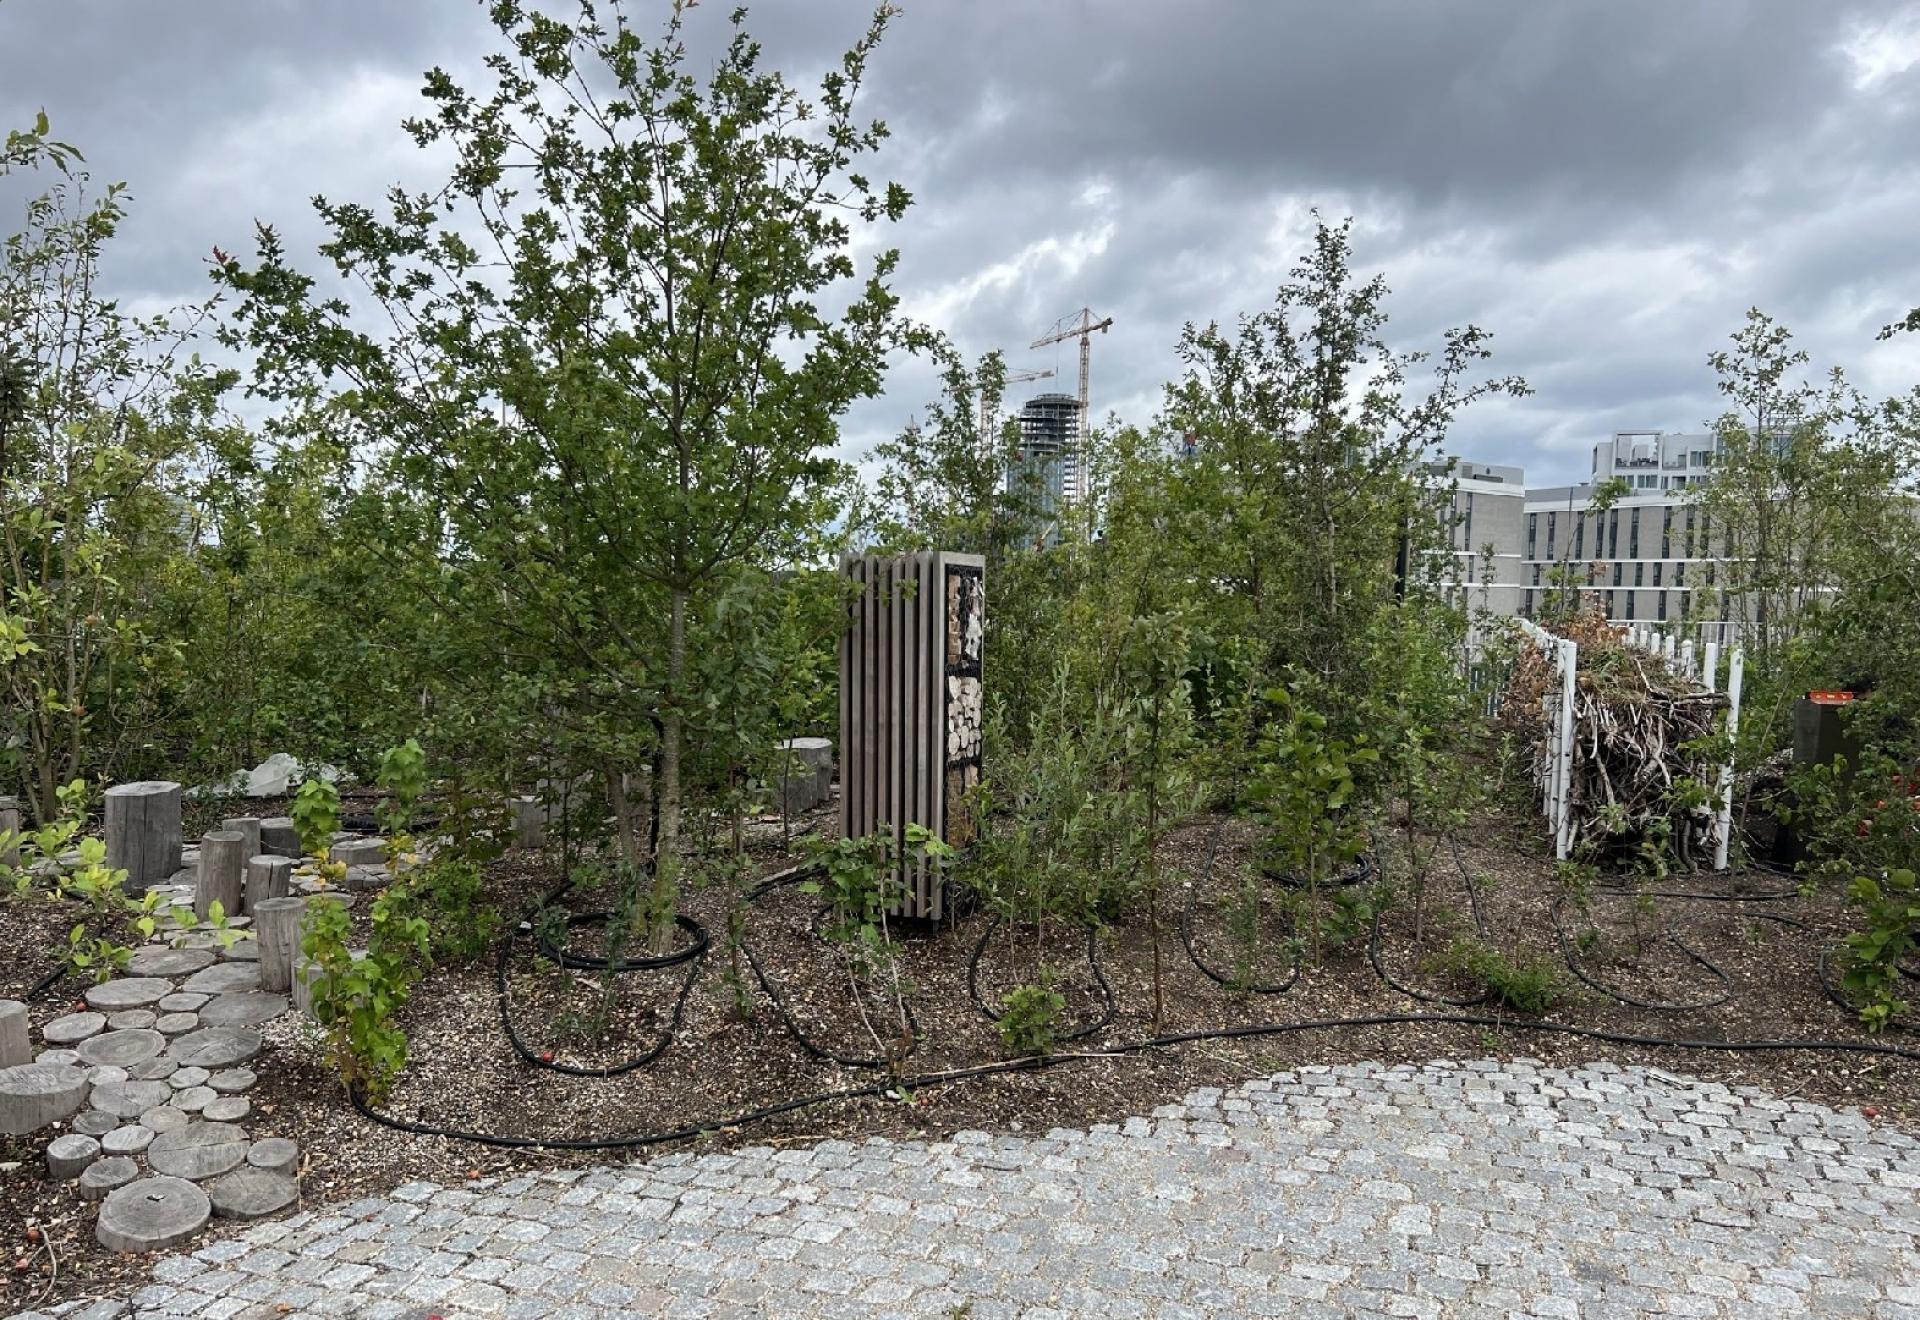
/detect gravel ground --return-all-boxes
[12,1055,1919,1319]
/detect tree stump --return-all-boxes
[0,795,19,868]
[104,782,183,892]
[779,737,834,814]
[220,818,263,868]
[511,796,545,849]
[195,832,246,923]
[259,817,300,856]
[291,894,350,1017]
[0,1000,28,1068]
[244,855,294,914]
[253,897,305,995]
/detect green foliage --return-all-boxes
[1251,685,1379,962]
[1433,937,1564,1015]
[300,879,431,1102]
[374,738,428,839]
[996,973,1066,1058]
[1841,868,1919,1033]
[291,778,342,861]
[385,856,500,967]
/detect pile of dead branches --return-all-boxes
[1502,612,1728,869]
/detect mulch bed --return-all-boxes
[5,799,1917,1312]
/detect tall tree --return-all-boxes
[219,1,910,942]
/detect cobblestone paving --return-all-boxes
[18,1057,1920,1319]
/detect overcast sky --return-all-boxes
[4,0,1918,485]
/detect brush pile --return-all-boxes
[1502,612,1727,867]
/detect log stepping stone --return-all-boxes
[97,1176,211,1253]
[158,992,208,1013]
[176,933,222,950]
[125,946,215,977]
[36,1049,80,1066]
[207,1166,299,1220]
[199,993,288,1027]
[77,1028,165,1069]
[208,1068,256,1095]
[164,1026,262,1070]
[181,964,260,995]
[155,1013,199,1035]
[128,1057,178,1082]
[203,1096,250,1123]
[173,1086,215,1113]
[80,1155,140,1201]
[0,1061,91,1134]
[85,1065,128,1087]
[107,1010,156,1031]
[170,1067,211,1089]
[102,1123,154,1156]
[90,1078,173,1119]
[47,1132,101,1179]
[148,1121,248,1180]
[247,1138,298,1174]
[140,1105,189,1135]
[222,938,261,963]
[73,1109,120,1137]
[43,1012,107,1045]
[83,978,173,1012]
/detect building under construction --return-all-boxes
[1007,392,1081,545]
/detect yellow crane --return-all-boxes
[1029,307,1113,447]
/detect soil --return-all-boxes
[5,797,1917,1312]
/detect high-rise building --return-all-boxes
[1424,458,1528,617]
[1007,393,1081,544]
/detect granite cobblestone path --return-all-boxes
[17,1057,1920,1319]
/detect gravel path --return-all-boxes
[15,1056,1920,1319]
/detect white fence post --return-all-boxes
[1713,648,1745,871]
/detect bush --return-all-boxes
[997,974,1066,1057]
[1434,937,1563,1015]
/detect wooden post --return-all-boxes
[0,797,19,869]
[221,817,263,867]
[196,831,246,922]
[0,1000,29,1068]
[292,893,350,1017]
[511,796,545,850]
[245,855,294,914]
[254,896,304,994]
[103,782,183,891]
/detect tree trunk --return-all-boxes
[650,587,689,956]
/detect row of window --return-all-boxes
[1529,561,1716,589]
[1521,587,1731,623]
[1525,505,1717,564]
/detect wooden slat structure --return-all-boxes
[839,551,984,920]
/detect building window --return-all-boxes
[1545,511,1556,559]
[1526,512,1536,560]
[1674,561,1685,586]
[1523,589,1535,617]
[1462,493,1473,553]
[1706,562,1716,587]
[1625,591,1636,621]
[1634,562,1644,587]
[1629,507,1640,559]
[1608,509,1620,558]
[1573,516,1584,559]
[1652,562,1662,586]
[1657,591,1668,621]
[1661,508,1672,559]
[1684,507,1696,558]
[1612,562,1623,587]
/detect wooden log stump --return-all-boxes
[253,897,304,995]
[779,737,834,814]
[291,894,350,1017]
[0,1000,29,1068]
[195,832,246,923]
[0,796,19,869]
[104,782,183,892]
[221,818,263,868]
[510,796,545,850]
[244,855,294,914]
[259,817,300,857]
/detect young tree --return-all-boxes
[219,3,911,945]
[1,118,226,818]
[1163,216,1527,709]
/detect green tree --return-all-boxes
[218,2,911,947]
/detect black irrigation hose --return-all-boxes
[496,906,707,1078]
[351,1010,1920,1153]
[1180,825,1300,995]
[1549,892,1734,1012]
[359,825,1920,1152]
[535,911,708,972]
[1261,852,1377,890]
[1366,835,1492,1008]
[734,865,922,1070]
[964,915,1118,1042]
[25,962,68,1002]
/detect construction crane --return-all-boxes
[979,366,1055,444]
[1036,306,1113,502]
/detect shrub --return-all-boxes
[1434,937,1563,1015]
[997,974,1066,1057]
[1843,868,1919,1033]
